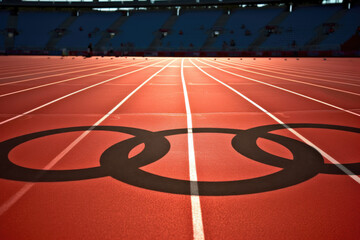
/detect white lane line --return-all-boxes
[236,59,360,81]
[0,60,110,81]
[0,60,156,97]
[191,59,360,184]
[196,59,360,117]
[181,58,205,240]
[0,59,140,86]
[203,59,360,97]
[0,59,175,216]
[0,59,168,126]
[0,60,91,75]
[217,59,360,87]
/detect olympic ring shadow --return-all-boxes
[0,124,359,196]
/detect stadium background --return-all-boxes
[0,1,360,239]
[0,0,359,57]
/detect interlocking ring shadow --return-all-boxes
[0,124,359,196]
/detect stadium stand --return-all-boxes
[110,10,171,51]
[0,11,9,51]
[0,0,359,56]
[56,11,119,51]
[320,5,360,50]
[15,11,70,50]
[213,7,283,51]
[161,9,222,51]
[261,5,341,50]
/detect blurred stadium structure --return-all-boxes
[0,0,359,56]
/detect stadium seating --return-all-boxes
[110,11,171,51]
[261,5,341,50]
[0,3,359,55]
[320,6,360,50]
[56,11,119,51]
[15,11,69,50]
[0,11,9,50]
[213,7,283,50]
[161,10,222,50]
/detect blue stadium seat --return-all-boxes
[162,10,222,50]
[262,5,341,50]
[320,6,360,50]
[214,7,283,50]
[110,11,171,50]
[0,11,10,50]
[57,11,119,51]
[15,11,70,50]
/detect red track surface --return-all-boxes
[0,56,359,239]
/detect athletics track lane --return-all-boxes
[188,58,360,239]
[0,56,359,240]
[0,57,195,239]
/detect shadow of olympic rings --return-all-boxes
[0,124,359,196]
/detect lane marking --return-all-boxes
[234,59,360,80]
[243,60,360,80]
[203,59,360,96]
[0,59,176,216]
[0,59,143,86]
[196,59,360,117]
[217,59,360,87]
[0,59,169,126]
[181,58,205,240]
[0,60,157,97]
[0,60,114,81]
[0,60,93,75]
[191,59,360,184]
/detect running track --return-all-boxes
[0,56,359,239]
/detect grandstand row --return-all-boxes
[0,0,359,56]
